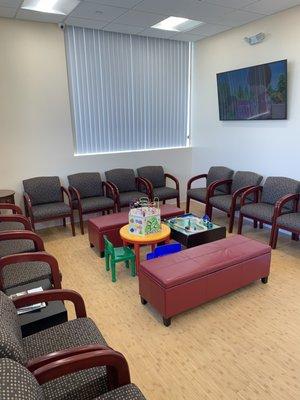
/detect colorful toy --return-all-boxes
[128,197,161,236]
[146,242,182,260]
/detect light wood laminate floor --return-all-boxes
[39,203,300,400]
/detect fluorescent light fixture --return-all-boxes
[21,0,80,15]
[152,16,204,32]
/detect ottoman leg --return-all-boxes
[140,297,147,305]
[261,276,268,284]
[163,317,171,327]
[100,251,105,258]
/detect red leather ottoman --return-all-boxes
[88,204,184,257]
[139,235,271,326]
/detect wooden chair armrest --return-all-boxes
[102,181,117,202]
[274,193,299,218]
[27,344,109,372]
[165,173,179,190]
[0,251,61,290]
[0,203,22,214]
[23,192,34,220]
[240,186,263,206]
[33,348,131,389]
[0,215,32,230]
[136,177,152,198]
[232,185,257,201]
[0,230,44,251]
[187,174,207,190]
[208,179,232,198]
[13,289,86,318]
[61,187,72,206]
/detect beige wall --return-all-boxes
[191,6,300,181]
[0,18,192,207]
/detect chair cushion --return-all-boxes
[137,166,165,188]
[209,194,236,212]
[0,239,35,258]
[24,318,109,400]
[276,212,300,231]
[207,166,234,194]
[153,187,178,200]
[0,221,25,231]
[261,177,300,209]
[79,197,115,213]
[96,384,146,400]
[105,169,136,193]
[23,177,62,206]
[119,192,146,207]
[0,358,44,400]
[68,173,103,198]
[241,203,275,223]
[188,188,223,203]
[231,171,263,194]
[32,202,71,221]
[2,261,52,291]
[0,291,26,364]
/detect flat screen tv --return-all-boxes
[217,60,287,120]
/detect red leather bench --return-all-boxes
[88,204,184,257]
[139,235,271,326]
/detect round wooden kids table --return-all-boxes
[119,224,171,273]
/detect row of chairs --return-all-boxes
[22,166,180,235]
[0,203,146,399]
[186,166,300,248]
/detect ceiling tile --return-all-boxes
[69,2,128,22]
[0,6,17,17]
[0,0,21,6]
[244,0,300,15]
[85,0,142,7]
[190,23,231,35]
[134,0,196,15]
[201,9,265,26]
[205,0,258,8]
[180,1,235,20]
[171,32,206,42]
[65,16,108,29]
[103,23,145,34]
[16,9,65,22]
[114,10,166,27]
[139,27,175,39]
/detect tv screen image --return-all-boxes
[217,60,287,121]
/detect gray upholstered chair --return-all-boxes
[238,177,300,246]
[206,171,263,232]
[186,166,234,213]
[0,252,61,293]
[68,173,116,234]
[0,230,44,259]
[0,289,110,399]
[0,358,146,400]
[105,169,150,211]
[23,176,75,236]
[137,166,180,207]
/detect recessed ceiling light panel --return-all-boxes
[21,0,80,15]
[152,16,204,32]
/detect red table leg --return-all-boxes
[134,243,141,274]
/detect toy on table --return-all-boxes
[128,197,161,236]
[103,235,135,282]
[146,242,182,260]
[167,214,214,233]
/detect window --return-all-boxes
[65,26,191,155]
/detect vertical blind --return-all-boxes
[65,26,191,155]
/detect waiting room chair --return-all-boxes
[137,166,180,207]
[23,176,75,236]
[68,172,116,234]
[238,177,300,246]
[0,230,45,259]
[104,235,135,282]
[0,357,146,400]
[206,171,263,233]
[105,169,149,211]
[0,252,62,293]
[0,289,112,399]
[186,166,234,213]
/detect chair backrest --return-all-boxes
[103,235,115,260]
[261,177,300,209]
[23,177,62,206]
[0,291,27,365]
[68,172,103,199]
[105,169,136,193]
[137,166,165,188]
[231,171,263,194]
[207,166,234,193]
[0,358,44,400]
[146,242,182,260]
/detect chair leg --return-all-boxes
[130,259,136,277]
[228,212,234,233]
[269,223,277,247]
[79,210,84,235]
[111,262,116,282]
[253,219,258,228]
[176,196,180,208]
[259,221,264,229]
[125,260,129,269]
[162,200,166,205]
[186,196,190,213]
[271,227,279,249]
[105,253,110,271]
[63,218,66,227]
[70,213,75,236]
[292,233,299,241]
[237,214,243,234]
[31,219,36,232]
[206,204,212,219]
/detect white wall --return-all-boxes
[191,6,300,181]
[0,18,192,206]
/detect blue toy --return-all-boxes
[146,242,182,260]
